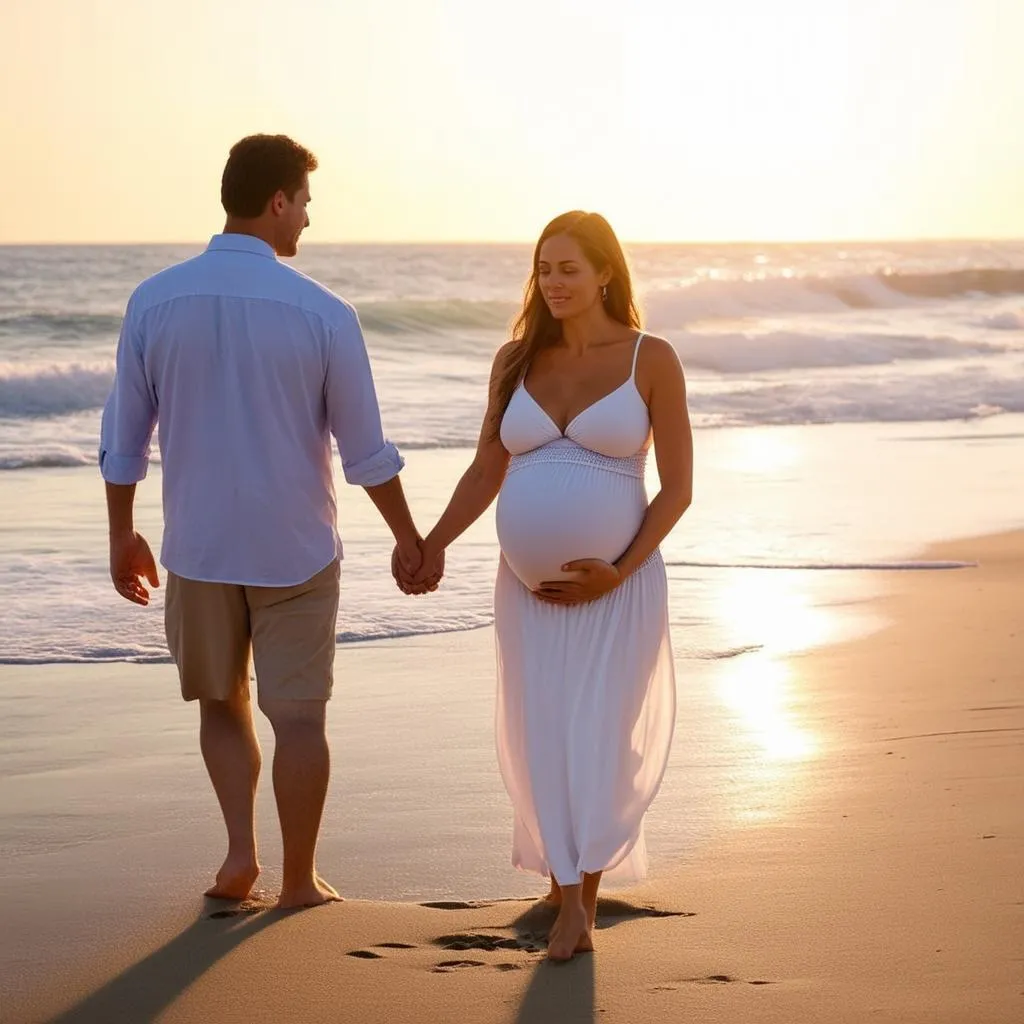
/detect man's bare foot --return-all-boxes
[547,902,592,961]
[316,875,343,900]
[204,856,260,900]
[277,875,344,910]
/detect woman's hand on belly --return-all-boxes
[533,558,622,606]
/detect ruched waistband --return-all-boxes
[507,440,647,479]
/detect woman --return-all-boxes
[404,211,692,960]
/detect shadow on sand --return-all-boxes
[43,901,288,1024]
[514,952,596,1024]
[505,894,691,1024]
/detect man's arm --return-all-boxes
[106,482,160,605]
[363,477,417,551]
[99,300,160,605]
[325,307,426,578]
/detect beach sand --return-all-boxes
[2,532,1021,1023]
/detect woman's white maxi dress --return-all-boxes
[494,335,676,885]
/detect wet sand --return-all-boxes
[2,532,1021,1023]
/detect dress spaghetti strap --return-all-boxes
[630,332,646,381]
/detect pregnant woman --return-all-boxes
[407,210,692,960]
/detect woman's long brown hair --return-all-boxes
[491,211,641,437]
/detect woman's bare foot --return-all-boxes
[582,871,602,932]
[543,878,562,906]
[547,901,592,961]
[204,855,260,900]
[277,875,344,909]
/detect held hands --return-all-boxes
[109,530,160,606]
[533,558,621,606]
[392,538,445,596]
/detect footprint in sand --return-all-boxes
[346,932,546,967]
[435,932,546,954]
[502,897,695,942]
[419,897,695,925]
[345,896,694,972]
[206,897,273,919]
[652,975,774,990]
[419,900,483,910]
[346,943,416,958]
[589,897,696,927]
[433,959,488,973]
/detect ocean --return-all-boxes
[1,241,1023,667]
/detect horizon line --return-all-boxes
[2,234,1024,248]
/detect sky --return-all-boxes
[2,0,1023,243]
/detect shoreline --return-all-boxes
[5,415,1024,667]
[3,530,1022,1022]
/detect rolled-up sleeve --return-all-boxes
[98,300,157,484]
[325,307,404,486]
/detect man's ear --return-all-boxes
[270,190,286,215]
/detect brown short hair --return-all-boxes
[220,135,318,218]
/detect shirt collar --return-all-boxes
[206,233,278,259]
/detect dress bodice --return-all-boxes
[500,334,651,459]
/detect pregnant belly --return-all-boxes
[496,460,646,591]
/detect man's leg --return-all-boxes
[258,697,339,907]
[249,560,342,908]
[199,690,262,898]
[166,570,258,898]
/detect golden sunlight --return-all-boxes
[720,431,802,476]
[710,569,834,763]
[718,653,816,763]
[1,0,1023,241]
[715,569,835,655]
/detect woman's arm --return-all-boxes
[404,344,515,588]
[613,336,692,577]
[534,337,692,604]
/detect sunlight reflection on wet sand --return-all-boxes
[706,565,853,823]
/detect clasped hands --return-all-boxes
[391,538,445,596]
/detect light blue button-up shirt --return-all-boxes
[99,233,404,586]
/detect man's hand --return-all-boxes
[533,558,621,606]
[393,539,445,595]
[109,530,160,606]
[392,538,422,589]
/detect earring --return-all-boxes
[601,285,608,302]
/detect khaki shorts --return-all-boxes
[165,560,340,702]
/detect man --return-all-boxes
[100,134,441,908]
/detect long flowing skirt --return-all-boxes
[494,552,676,885]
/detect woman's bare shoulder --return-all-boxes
[493,340,520,368]
[639,334,683,370]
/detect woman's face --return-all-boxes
[537,233,608,320]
